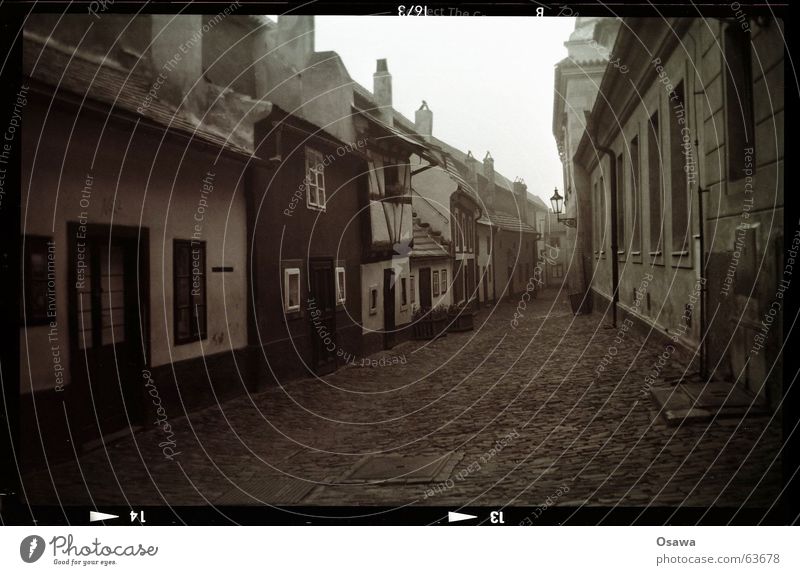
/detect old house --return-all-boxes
[474,153,540,301]
[20,13,269,464]
[567,17,784,406]
[351,63,442,351]
[553,17,621,305]
[249,106,368,378]
[249,17,443,359]
[396,102,482,310]
[409,218,452,311]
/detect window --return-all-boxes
[410,275,416,304]
[441,269,448,293]
[335,266,346,304]
[552,264,564,278]
[433,270,440,297]
[648,111,663,254]
[174,240,207,344]
[461,213,467,252]
[401,277,408,307]
[616,154,625,251]
[599,176,606,255]
[670,81,689,254]
[630,133,641,254]
[724,24,754,181]
[305,147,326,210]
[284,267,300,312]
[383,160,399,194]
[369,285,378,314]
[22,235,52,325]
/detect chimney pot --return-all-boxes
[373,58,393,126]
[415,100,433,141]
[482,151,496,208]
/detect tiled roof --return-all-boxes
[355,71,544,208]
[477,209,539,234]
[411,220,449,258]
[23,30,260,157]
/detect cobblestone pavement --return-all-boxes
[22,289,782,510]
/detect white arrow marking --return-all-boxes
[448,511,477,523]
[89,511,119,522]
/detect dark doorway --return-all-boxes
[309,258,337,375]
[383,268,396,349]
[419,267,432,308]
[68,224,148,445]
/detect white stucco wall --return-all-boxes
[21,102,248,393]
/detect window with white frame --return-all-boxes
[432,270,440,297]
[284,268,300,312]
[401,277,408,307]
[441,269,448,293]
[410,275,416,304]
[305,147,326,210]
[335,266,346,304]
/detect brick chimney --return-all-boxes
[373,58,393,126]
[513,177,528,223]
[415,100,432,141]
[483,151,495,208]
[150,15,205,108]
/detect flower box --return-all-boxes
[446,304,476,332]
[412,307,449,340]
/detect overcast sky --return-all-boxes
[314,16,576,204]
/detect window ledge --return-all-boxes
[671,250,690,257]
[617,250,626,255]
[630,251,642,256]
[648,251,663,256]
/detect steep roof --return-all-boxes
[477,209,539,235]
[23,29,265,157]
[411,220,450,258]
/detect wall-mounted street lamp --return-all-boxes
[550,187,577,228]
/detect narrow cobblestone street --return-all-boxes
[23,290,781,509]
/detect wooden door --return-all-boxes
[383,268,396,349]
[419,267,432,308]
[309,259,337,375]
[70,227,147,443]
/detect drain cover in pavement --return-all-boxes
[340,452,463,485]
[215,476,317,505]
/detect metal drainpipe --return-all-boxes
[596,143,619,328]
